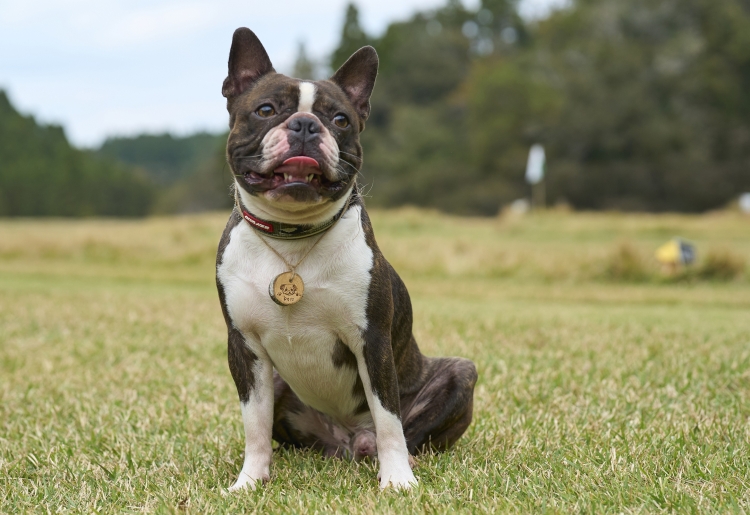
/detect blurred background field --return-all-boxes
[1,208,747,285]
[1,210,749,512]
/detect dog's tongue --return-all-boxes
[284,156,319,168]
[275,156,321,179]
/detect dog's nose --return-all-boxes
[287,116,321,138]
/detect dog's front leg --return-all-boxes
[355,329,417,490]
[226,326,274,492]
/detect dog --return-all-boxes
[215,28,477,491]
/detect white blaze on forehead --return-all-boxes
[297,82,316,113]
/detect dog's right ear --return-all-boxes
[222,28,275,99]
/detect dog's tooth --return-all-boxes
[307,174,314,182]
[284,173,290,182]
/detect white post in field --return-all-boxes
[525,144,546,210]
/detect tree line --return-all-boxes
[341,0,750,214]
[0,91,153,216]
[2,0,749,216]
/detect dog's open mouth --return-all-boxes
[244,156,338,191]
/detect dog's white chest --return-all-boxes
[217,206,373,420]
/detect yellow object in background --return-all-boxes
[656,238,696,266]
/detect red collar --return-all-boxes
[235,192,355,240]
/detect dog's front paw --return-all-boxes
[227,467,270,492]
[378,459,417,490]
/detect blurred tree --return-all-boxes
[357,0,750,214]
[331,4,371,70]
[0,91,154,217]
[292,42,317,80]
[152,136,234,214]
[359,0,511,214]
[374,12,471,108]
[465,57,563,204]
[99,132,232,213]
[99,132,223,185]
[529,0,750,211]
[471,0,528,55]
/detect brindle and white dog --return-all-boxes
[216,28,477,491]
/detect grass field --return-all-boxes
[1,209,749,513]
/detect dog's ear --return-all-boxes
[330,46,378,121]
[222,28,275,99]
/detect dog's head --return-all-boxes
[223,28,377,222]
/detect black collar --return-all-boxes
[234,190,355,240]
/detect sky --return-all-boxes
[0,0,565,148]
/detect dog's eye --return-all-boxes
[256,105,276,118]
[333,114,350,128]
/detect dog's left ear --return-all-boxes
[330,46,378,122]
[222,28,275,99]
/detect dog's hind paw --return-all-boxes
[351,430,377,461]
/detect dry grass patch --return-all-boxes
[698,249,746,281]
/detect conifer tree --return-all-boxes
[292,42,316,80]
[331,4,370,71]
[0,90,154,216]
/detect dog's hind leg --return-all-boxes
[400,356,478,454]
[272,371,354,457]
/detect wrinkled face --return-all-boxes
[227,75,362,205]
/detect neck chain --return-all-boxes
[234,189,353,306]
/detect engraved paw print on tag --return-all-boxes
[280,283,297,296]
[269,272,305,306]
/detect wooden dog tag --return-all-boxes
[269,272,304,306]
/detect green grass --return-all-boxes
[1,209,749,513]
